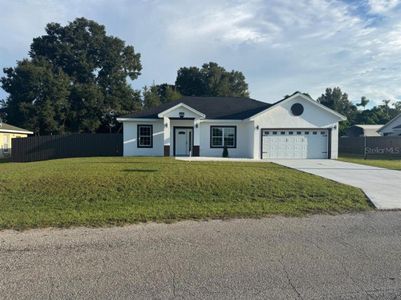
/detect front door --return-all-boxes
[175,128,193,156]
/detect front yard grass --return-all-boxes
[0,157,372,230]
[339,155,401,170]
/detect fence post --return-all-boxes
[364,136,367,160]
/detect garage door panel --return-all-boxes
[262,129,328,159]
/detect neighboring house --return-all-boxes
[117,92,346,159]
[345,125,383,137]
[378,113,401,136]
[0,121,33,158]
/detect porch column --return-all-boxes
[163,117,170,156]
[193,119,200,156]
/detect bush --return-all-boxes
[222,146,229,158]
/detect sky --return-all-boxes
[0,0,401,106]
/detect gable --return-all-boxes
[379,113,401,134]
[158,103,205,119]
[251,94,344,127]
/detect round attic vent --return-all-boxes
[291,103,304,116]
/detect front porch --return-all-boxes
[160,103,204,157]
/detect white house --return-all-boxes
[117,92,346,159]
[377,113,401,136]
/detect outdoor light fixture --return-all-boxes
[333,125,337,130]
[165,123,168,128]
[256,125,259,130]
[195,124,199,128]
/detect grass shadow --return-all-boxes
[122,169,159,173]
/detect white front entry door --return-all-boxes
[262,129,329,159]
[175,128,193,156]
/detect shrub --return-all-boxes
[222,145,229,158]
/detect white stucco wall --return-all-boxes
[251,95,341,159]
[198,121,253,158]
[123,120,164,156]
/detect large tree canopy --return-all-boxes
[175,62,249,97]
[1,18,142,134]
[317,87,357,134]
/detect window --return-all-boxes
[280,131,285,135]
[272,131,278,135]
[210,126,236,148]
[289,131,293,135]
[137,125,153,148]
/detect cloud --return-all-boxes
[368,0,400,13]
[0,0,401,106]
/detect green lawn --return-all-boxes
[339,155,401,170]
[0,157,371,230]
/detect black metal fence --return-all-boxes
[11,133,123,162]
[339,136,401,157]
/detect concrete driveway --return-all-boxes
[272,159,401,209]
[1,212,401,299]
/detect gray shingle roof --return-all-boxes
[123,96,273,120]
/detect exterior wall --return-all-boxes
[123,120,164,156]
[0,132,28,158]
[121,95,343,159]
[330,126,339,159]
[251,95,340,159]
[380,115,401,136]
[198,121,253,158]
[122,119,254,158]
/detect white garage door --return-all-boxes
[262,129,329,159]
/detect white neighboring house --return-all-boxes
[0,121,33,158]
[117,92,346,159]
[377,113,401,136]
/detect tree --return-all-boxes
[143,85,161,109]
[317,87,357,135]
[393,101,401,112]
[155,83,182,104]
[1,18,142,134]
[356,96,369,109]
[175,62,249,97]
[1,58,70,134]
[175,66,207,96]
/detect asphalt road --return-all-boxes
[1,212,401,299]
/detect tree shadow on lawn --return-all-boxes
[81,159,285,170]
[122,169,159,172]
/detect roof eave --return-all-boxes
[0,129,33,134]
[246,92,346,121]
[116,118,160,122]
